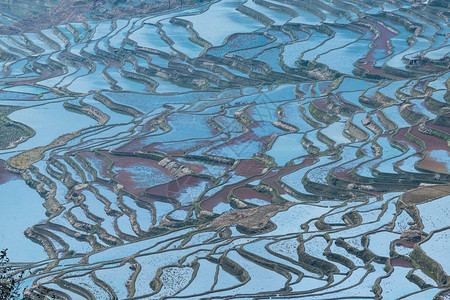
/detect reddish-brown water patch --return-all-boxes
[234,159,266,177]
[359,18,397,59]
[394,239,416,248]
[409,126,449,173]
[312,97,333,113]
[408,126,448,151]
[317,81,333,95]
[6,66,66,86]
[175,158,230,176]
[177,159,207,174]
[107,59,121,69]
[390,257,413,268]
[117,136,147,152]
[233,187,271,203]
[331,165,357,182]
[392,128,422,152]
[73,155,96,178]
[103,152,173,195]
[356,18,405,80]
[78,150,111,179]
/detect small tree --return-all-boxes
[1,249,24,299]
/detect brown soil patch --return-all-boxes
[399,183,450,205]
[210,204,289,234]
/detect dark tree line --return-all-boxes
[1,249,24,299]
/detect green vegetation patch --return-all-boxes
[0,105,34,149]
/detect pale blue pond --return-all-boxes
[182,0,264,46]
[3,85,48,95]
[161,19,205,58]
[321,121,352,144]
[256,47,283,72]
[244,0,292,25]
[8,59,29,76]
[266,133,308,165]
[379,265,420,298]
[95,264,134,299]
[417,195,450,234]
[428,72,449,90]
[388,37,431,70]
[57,66,90,87]
[340,91,366,110]
[285,4,322,25]
[213,202,234,214]
[410,99,436,119]
[107,68,147,92]
[109,19,137,48]
[398,155,421,173]
[424,45,449,60]
[129,23,171,52]
[152,76,193,93]
[381,105,411,128]
[304,130,329,151]
[9,101,97,150]
[103,90,217,113]
[209,33,271,57]
[334,77,377,92]
[67,62,112,93]
[91,20,114,41]
[282,31,329,64]
[169,209,188,221]
[316,39,371,74]
[281,102,315,131]
[0,179,48,262]
[303,29,362,61]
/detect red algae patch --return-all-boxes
[233,187,271,203]
[104,152,174,195]
[234,159,266,177]
[392,128,422,151]
[390,257,414,268]
[409,126,450,174]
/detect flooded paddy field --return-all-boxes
[0,0,448,299]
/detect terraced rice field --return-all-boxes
[0,0,449,299]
